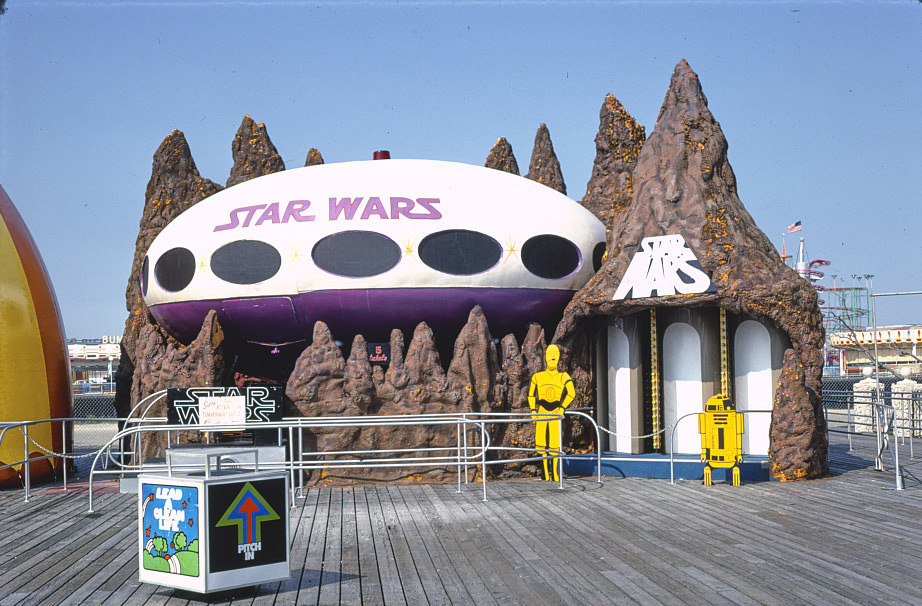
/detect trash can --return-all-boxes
[138,448,290,593]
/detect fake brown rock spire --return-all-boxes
[286,321,347,415]
[115,130,223,416]
[135,310,229,459]
[525,123,567,195]
[556,59,826,480]
[447,306,502,413]
[485,137,520,175]
[226,115,285,188]
[581,94,646,239]
[304,147,324,167]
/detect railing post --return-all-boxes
[61,420,68,491]
[23,425,31,502]
[847,394,853,451]
[480,422,488,502]
[298,423,304,498]
[463,419,470,485]
[288,426,296,506]
[875,400,884,471]
[894,424,904,490]
[557,414,564,490]
[456,419,462,493]
[669,421,678,485]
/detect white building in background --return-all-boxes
[829,327,922,375]
[68,336,121,390]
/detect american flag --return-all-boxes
[787,220,802,233]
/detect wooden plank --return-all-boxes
[295,487,332,606]
[380,485,450,606]
[407,485,497,606]
[419,482,543,605]
[475,480,620,605]
[522,480,748,606]
[609,476,922,605]
[590,481,841,605]
[259,487,321,605]
[661,480,922,603]
[393,484,475,605]
[316,487,344,606]
[353,486,385,606]
[337,488,362,606]
[55,526,139,606]
[1,499,132,602]
[33,520,137,606]
[98,561,161,606]
[574,479,869,605]
[363,486,409,605]
[0,492,128,580]
[2,431,922,606]
[75,555,138,605]
[552,478,795,603]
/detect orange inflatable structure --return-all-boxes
[0,185,72,487]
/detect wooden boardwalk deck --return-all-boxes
[1,432,921,605]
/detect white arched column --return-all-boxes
[734,320,773,455]
[663,322,702,454]
[607,326,632,453]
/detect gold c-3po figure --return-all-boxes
[698,394,745,486]
[528,345,575,481]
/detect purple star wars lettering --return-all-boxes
[215,200,315,232]
[328,197,441,221]
[215,196,441,232]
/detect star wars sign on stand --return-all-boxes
[613,234,717,300]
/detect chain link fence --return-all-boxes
[822,372,922,395]
[71,394,122,473]
[822,374,922,437]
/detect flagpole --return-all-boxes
[782,220,802,265]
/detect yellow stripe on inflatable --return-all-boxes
[0,211,56,466]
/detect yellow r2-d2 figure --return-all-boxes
[698,394,745,486]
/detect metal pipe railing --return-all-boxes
[9,407,612,508]
[823,390,906,489]
[86,412,587,511]
[0,416,128,501]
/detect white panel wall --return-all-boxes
[607,326,632,453]
[663,322,702,454]
[734,320,772,455]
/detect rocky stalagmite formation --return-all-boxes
[581,94,646,240]
[556,60,826,480]
[446,307,501,413]
[114,131,223,418]
[225,115,285,188]
[525,123,567,195]
[284,307,574,484]
[304,147,324,166]
[117,117,294,417]
[133,311,230,459]
[485,137,520,175]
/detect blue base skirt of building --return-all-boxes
[563,453,774,482]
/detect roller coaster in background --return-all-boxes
[784,237,871,375]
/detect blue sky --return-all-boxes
[1,0,920,338]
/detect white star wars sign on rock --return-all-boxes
[613,234,717,300]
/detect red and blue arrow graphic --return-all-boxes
[216,482,280,545]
